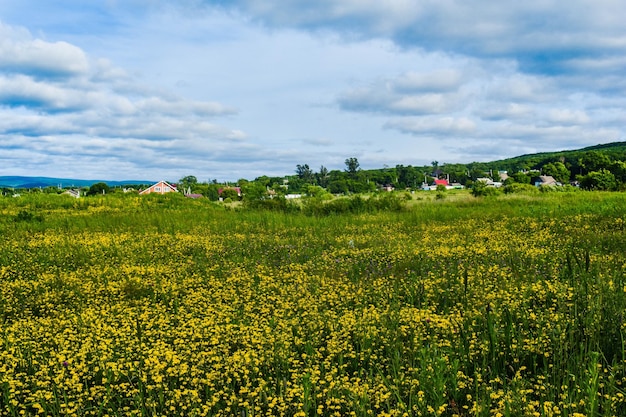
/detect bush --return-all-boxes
[245,196,299,213]
[503,183,539,194]
[302,193,406,216]
[14,209,44,223]
[471,182,501,197]
[87,182,110,196]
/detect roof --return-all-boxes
[139,180,178,195]
[218,187,241,195]
[434,179,449,186]
[536,175,558,185]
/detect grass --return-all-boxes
[0,190,625,416]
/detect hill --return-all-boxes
[483,141,626,172]
[0,176,153,189]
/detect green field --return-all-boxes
[1,191,625,416]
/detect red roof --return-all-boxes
[218,187,241,195]
[434,179,449,186]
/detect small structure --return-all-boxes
[534,175,559,187]
[63,189,81,198]
[139,180,178,195]
[477,178,503,188]
[422,177,465,191]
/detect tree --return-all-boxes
[177,176,198,194]
[511,171,531,184]
[579,151,611,174]
[317,165,329,188]
[295,164,314,184]
[542,162,570,184]
[328,179,349,194]
[241,182,268,202]
[87,182,110,196]
[220,188,240,201]
[609,161,626,184]
[580,169,617,191]
[396,165,421,189]
[305,185,331,199]
[345,157,360,176]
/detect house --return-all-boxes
[63,189,81,198]
[477,178,503,188]
[421,177,465,191]
[534,175,559,187]
[139,180,178,195]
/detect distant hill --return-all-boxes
[483,141,626,171]
[0,176,154,189]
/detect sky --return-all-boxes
[1,1,625,182]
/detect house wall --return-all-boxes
[140,181,177,195]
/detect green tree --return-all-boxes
[220,188,240,201]
[87,182,110,196]
[345,157,360,176]
[580,169,617,191]
[328,179,349,194]
[296,164,314,184]
[396,165,421,189]
[511,172,531,184]
[609,161,626,184]
[305,185,331,199]
[178,176,198,194]
[579,151,611,174]
[542,162,570,184]
[317,165,330,188]
[241,182,268,202]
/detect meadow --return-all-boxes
[1,191,625,416]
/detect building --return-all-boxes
[139,181,178,195]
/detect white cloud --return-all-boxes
[0,21,89,77]
[545,109,590,126]
[384,116,477,136]
[391,69,465,93]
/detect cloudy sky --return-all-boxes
[1,1,625,181]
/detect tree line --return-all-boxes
[5,143,626,198]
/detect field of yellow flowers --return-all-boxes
[1,191,625,416]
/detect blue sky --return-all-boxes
[1,1,625,181]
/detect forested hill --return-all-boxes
[0,176,151,189]
[485,141,626,172]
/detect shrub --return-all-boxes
[470,181,501,197]
[245,196,299,213]
[13,209,44,223]
[503,183,539,194]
